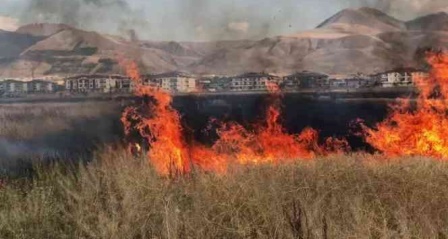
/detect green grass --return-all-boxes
[1,149,448,238]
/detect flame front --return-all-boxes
[363,53,448,159]
[121,53,448,174]
[121,62,348,175]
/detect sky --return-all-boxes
[0,0,447,41]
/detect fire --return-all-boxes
[121,62,190,174]
[121,62,348,175]
[135,143,142,153]
[120,52,448,173]
[362,53,448,159]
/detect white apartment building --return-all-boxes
[231,73,280,91]
[150,72,198,93]
[65,75,132,93]
[380,70,429,87]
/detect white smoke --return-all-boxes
[0,16,19,31]
[1,0,447,40]
[228,21,250,33]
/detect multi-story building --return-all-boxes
[329,74,377,89]
[65,75,132,93]
[148,72,198,93]
[0,78,59,96]
[231,73,280,91]
[1,80,28,95]
[374,68,428,87]
[27,80,57,93]
[282,71,329,90]
[197,76,232,92]
[410,71,430,84]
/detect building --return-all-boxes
[0,78,60,96]
[148,72,198,93]
[231,72,280,91]
[197,76,232,92]
[374,68,428,88]
[411,71,429,84]
[329,74,377,89]
[1,80,28,95]
[27,79,57,93]
[65,75,132,93]
[282,71,329,90]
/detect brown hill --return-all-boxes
[187,8,446,75]
[0,30,44,77]
[0,8,447,77]
[0,30,42,60]
[15,27,182,76]
[317,7,405,32]
[16,23,74,37]
[187,31,397,75]
[406,12,448,32]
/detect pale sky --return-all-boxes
[0,0,447,41]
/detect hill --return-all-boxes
[16,23,74,37]
[0,8,447,77]
[406,12,448,31]
[317,7,405,32]
[0,30,42,61]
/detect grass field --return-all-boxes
[1,102,448,238]
[1,149,448,238]
[0,102,123,177]
[0,102,119,140]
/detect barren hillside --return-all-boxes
[0,7,447,77]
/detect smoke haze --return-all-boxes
[0,0,447,41]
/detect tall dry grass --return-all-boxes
[0,102,123,177]
[0,102,119,140]
[1,148,448,238]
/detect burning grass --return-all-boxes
[362,53,448,158]
[122,62,350,175]
[3,54,448,238]
[1,149,448,238]
[121,52,448,175]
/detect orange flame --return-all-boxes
[121,62,349,175]
[362,53,448,159]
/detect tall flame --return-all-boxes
[362,53,448,158]
[122,61,191,174]
[121,62,348,175]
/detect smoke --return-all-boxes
[3,0,448,41]
[167,0,448,41]
[0,16,19,31]
[19,0,149,37]
[354,0,448,20]
[228,22,250,33]
[0,139,57,159]
[176,0,297,41]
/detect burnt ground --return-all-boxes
[0,95,393,177]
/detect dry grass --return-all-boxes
[0,102,123,176]
[1,149,448,239]
[0,102,118,140]
[1,101,448,238]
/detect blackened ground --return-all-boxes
[1,96,392,176]
[173,94,390,152]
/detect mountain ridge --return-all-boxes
[1,7,447,77]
